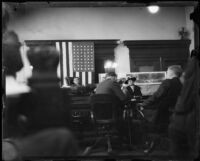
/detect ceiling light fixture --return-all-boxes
[147,5,160,14]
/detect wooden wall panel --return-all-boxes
[124,40,191,72]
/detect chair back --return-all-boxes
[90,94,119,123]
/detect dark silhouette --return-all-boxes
[24,46,71,133]
[169,50,200,158]
[2,39,80,160]
[139,65,183,154]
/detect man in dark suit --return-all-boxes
[123,77,142,100]
[140,65,183,133]
[139,65,183,153]
[95,72,127,104]
[70,77,87,95]
[95,72,127,141]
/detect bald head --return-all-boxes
[166,65,183,79]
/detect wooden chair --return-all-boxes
[83,94,120,155]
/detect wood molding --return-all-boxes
[125,40,191,72]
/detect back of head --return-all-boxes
[2,30,23,76]
[167,65,183,78]
[105,72,117,82]
[27,46,59,73]
[105,72,117,78]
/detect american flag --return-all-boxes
[55,41,94,86]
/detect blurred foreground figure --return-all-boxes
[2,30,80,160]
[3,31,31,137]
[168,4,200,159]
[168,49,200,159]
[25,46,72,133]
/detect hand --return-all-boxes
[140,106,144,111]
[136,103,144,111]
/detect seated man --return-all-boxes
[95,72,127,123]
[95,72,127,104]
[95,72,128,141]
[70,77,87,95]
[123,77,142,100]
[65,77,74,86]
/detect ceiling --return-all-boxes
[7,1,198,8]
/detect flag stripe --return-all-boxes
[56,42,64,85]
[76,72,79,77]
[68,42,73,77]
[62,42,67,79]
[82,72,86,86]
[85,72,88,85]
[66,42,70,77]
[73,72,76,78]
[56,41,94,86]
[88,72,92,84]
[79,72,82,85]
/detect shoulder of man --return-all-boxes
[112,81,121,87]
[161,78,172,86]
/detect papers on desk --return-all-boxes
[131,98,136,101]
[61,85,71,88]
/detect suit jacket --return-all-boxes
[95,79,126,103]
[70,84,86,95]
[125,85,142,99]
[142,77,182,132]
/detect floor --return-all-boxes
[77,134,171,160]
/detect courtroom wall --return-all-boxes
[8,7,193,43]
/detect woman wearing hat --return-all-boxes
[123,77,142,100]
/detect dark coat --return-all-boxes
[95,79,126,103]
[142,77,182,132]
[26,75,71,131]
[95,79,127,121]
[4,75,71,137]
[126,85,142,99]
